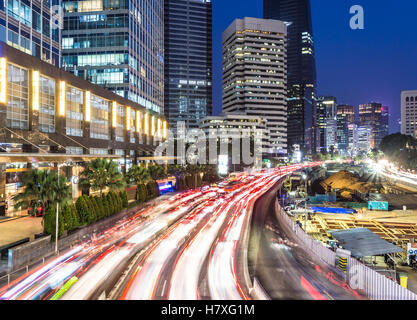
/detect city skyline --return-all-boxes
[212,0,417,134]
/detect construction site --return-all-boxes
[280,162,417,293]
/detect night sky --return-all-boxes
[212,0,417,133]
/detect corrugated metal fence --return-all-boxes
[276,199,417,300]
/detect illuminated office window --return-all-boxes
[39,75,56,133]
[66,85,84,137]
[130,108,136,143]
[115,103,125,142]
[6,63,29,130]
[90,94,110,140]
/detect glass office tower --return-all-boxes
[0,0,61,67]
[164,0,212,131]
[62,0,164,114]
[264,0,318,156]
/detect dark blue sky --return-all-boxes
[212,0,417,133]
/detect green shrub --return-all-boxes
[70,204,79,230]
[43,206,64,240]
[95,197,105,219]
[84,196,97,224]
[146,182,155,200]
[120,190,128,208]
[136,184,147,204]
[76,196,90,225]
[102,195,110,217]
[106,193,115,215]
[90,197,101,220]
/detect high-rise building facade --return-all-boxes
[357,126,372,154]
[337,105,356,124]
[62,0,164,114]
[317,96,336,153]
[359,102,389,149]
[222,17,287,156]
[401,90,417,138]
[0,0,61,67]
[337,104,355,156]
[336,112,349,155]
[348,123,358,157]
[264,0,317,156]
[164,0,212,132]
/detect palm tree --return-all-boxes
[148,165,166,181]
[80,158,126,196]
[13,170,71,214]
[126,165,151,185]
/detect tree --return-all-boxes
[70,204,79,230]
[379,133,417,169]
[13,169,71,214]
[126,165,151,186]
[148,165,166,181]
[44,206,64,240]
[120,190,128,208]
[76,196,90,225]
[136,184,147,204]
[101,194,110,217]
[95,197,105,219]
[146,182,155,200]
[79,158,126,196]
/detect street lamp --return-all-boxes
[55,163,62,254]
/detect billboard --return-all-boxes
[368,201,389,211]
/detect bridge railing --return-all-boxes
[275,199,417,300]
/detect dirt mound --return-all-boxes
[321,170,373,194]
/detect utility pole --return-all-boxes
[55,163,60,254]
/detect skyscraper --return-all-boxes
[0,0,61,67]
[359,103,389,149]
[164,0,212,132]
[222,17,287,156]
[401,90,417,138]
[62,0,164,114]
[264,0,317,156]
[317,96,336,154]
[337,105,356,124]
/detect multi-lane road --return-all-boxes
[0,163,362,300]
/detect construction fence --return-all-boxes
[275,199,417,300]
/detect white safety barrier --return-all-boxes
[275,199,417,300]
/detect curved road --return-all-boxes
[249,180,365,300]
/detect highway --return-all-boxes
[0,162,365,300]
[0,190,204,300]
[249,178,365,300]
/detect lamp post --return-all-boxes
[55,163,62,255]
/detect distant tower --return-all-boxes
[264,0,318,156]
[222,18,288,157]
[164,0,213,132]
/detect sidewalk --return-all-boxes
[0,216,43,247]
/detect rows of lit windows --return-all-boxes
[39,76,56,133]
[0,58,166,141]
[66,85,84,137]
[0,0,61,67]
[90,94,110,140]
[6,63,29,130]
